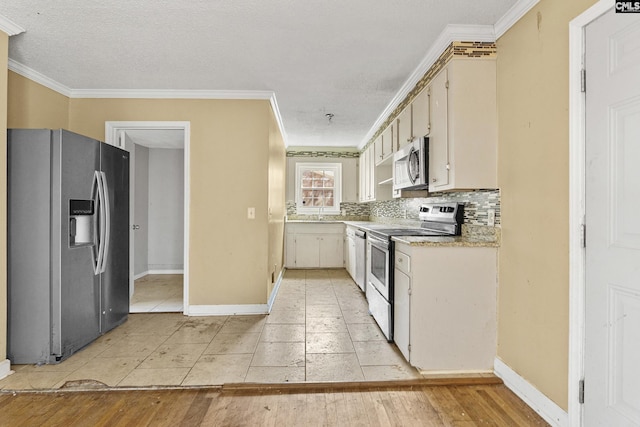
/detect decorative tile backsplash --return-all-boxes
[286,150,360,158]
[286,190,499,227]
[370,190,500,226]
[286,201,370,221]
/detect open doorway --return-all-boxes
[105,121,190,315]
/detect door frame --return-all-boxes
[568,2,613,426]
[105,121,191,315]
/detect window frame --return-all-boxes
[295,162,342,215]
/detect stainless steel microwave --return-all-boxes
[393,137,429,192]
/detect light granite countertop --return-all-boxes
[286,219,500,247]
[392,224,500,247]
[285,219,346,224]
[392,234,499,248]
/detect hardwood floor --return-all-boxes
[0,380,549,426]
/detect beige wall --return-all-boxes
[67,98,273,305]
[1,32,8,362]
[6,74,285,308]
[496,0,597,410]
[7,72,68,128]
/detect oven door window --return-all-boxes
[370,244,388,295]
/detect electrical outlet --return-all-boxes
[487,209,495,227]
[248,207,255,219]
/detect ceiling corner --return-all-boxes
[8,59,73,97]
[494,0,541,39]
[0,14,25,36]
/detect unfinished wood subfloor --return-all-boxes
[0,382,549,426]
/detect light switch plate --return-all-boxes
[487,209,495,227]
[248,207,255,219]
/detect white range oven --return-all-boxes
[365,203,464,341]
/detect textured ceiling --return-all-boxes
[1,1,516,147]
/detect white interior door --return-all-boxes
[585,9,640,426]
[119,130,136,297]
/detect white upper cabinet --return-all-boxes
[359,143,391,202]
[383,123,395,160]
[396,104,413,150]
[429,67,450,190]
[428,58,497,192]
[412,87,431,139]
[373,135,383,165]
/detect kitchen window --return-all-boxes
[295,163,342,215]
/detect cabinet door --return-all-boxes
[367,145,375,201]
[359,151,367,202]
[373,135,384,165]
[396,105,413,149]
[412,87,430,138]
[348,236,357,278]
[295,234,321,268]
[382,123,394,160]
[394,268,411,361]
[429,68,450,190]
[319,234,344,268]
[285,233,297,268]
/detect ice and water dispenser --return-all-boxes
[69,199,95,246]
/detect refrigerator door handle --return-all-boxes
[93,171,106,275]
[99,171,111,274]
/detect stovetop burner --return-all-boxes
[368,202,464,240]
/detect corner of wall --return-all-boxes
[1,30,10,364]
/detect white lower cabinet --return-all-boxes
[393,268,411,361]
[285,223,345,268]
[393,242,497,373]
[345,226,357,279]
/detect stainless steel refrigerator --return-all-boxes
[7,129,130,364]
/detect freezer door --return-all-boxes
[7,129,53,364]
[52,130,101,361]
[100,143,130,333]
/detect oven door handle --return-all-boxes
[368,236,389,251]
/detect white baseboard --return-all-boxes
[134,271,148,280]
[186,304,269,316]
[267,269,285,312]
[148,269,184,275]
[494,358,568,427]
[0,359,12,381]
[134,270,183,280]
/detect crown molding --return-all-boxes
[8,58,72,96]
[69,88,275,99]
[74,88,289,147]
[359,24,495,149]
[494,0,540,39]
[7,58,288,145]
[268,94,290,147]
[0,14,25,36]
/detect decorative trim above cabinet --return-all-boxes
[286,150,360,158]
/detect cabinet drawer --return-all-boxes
[395,251,411,275]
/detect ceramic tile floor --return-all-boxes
[130,274,183,313]
[0,269,421,390]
